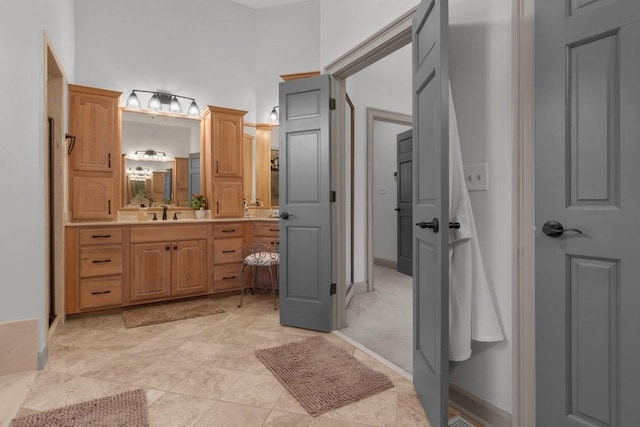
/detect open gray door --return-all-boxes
[397,129,413,276]
[536,1,640,426]
[412,1,449,426]
[278,75,332,332]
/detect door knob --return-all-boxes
[449,222,461,229]
[542,220,583,238]
[280,212,294,220]
[394,208,401,212]
[415,218,439,233]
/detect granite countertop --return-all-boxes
[65,216,279,227]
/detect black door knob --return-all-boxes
[415,218,439,233]
[280,212,293,220]
[449,222,461,229]
[394,208,401,212]
[542,220,583,238]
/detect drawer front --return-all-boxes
[130,225,208,243]
[213,223,243,238]
[253,223,279,237]
[253,237,279,248]
[79,227,123,245]
[79,277,123,309]
[213,238,243,264]
[213,263,243,292]
[79,246,123,277]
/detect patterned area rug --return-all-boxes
[10,389,148,427]
[122,298,225,328]
[255,336,394,416]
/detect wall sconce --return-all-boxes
[133,149,168,161]
[126,90,200,116]
[127,166,152,181]
[268,106,279,124]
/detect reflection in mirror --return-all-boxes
[122,110,200,207]
[270,149,279,206]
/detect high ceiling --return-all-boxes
[229,0,309,9]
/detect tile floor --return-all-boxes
[3,294,432,427]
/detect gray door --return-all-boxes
[412,0,449,426]
[189,153,200,196]
[397,129,413,276]
[536,1,640,426]
[278,74,332,332]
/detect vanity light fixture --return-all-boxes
[268,106,279,123]
[126,90,200,116]
[133,149,168,161]
[127,166,152,181]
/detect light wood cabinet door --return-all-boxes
[174,157,190,207]
[151,172,164,205]
[213,180,243,218]
[130,242,172,302]
[71,176,115,220]
[68,85,120,173]
[213,112,243,178]
[172,240,208,296]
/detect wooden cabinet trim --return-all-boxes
[130,225,208,243]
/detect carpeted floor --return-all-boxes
[340,264,413,373]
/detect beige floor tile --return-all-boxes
[81,352,158,384]
[322,388,398,426]
[264,410,335,426]
[44,345,116,376]
[272,389,308,415]
[207,343,259,371]
[194,401,270,427]
[397,393,430,426]
[0,370,37,427]
[148,392,215,427]
[128,356,201,391]
[171,365,244,399]
[221,371,285,409]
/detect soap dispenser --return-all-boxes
[138,204,149,221]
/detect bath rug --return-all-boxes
[255,336,394,416]
[123,298,225,328]
[10,389,148,427]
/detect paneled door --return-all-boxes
[278,75,333,332]
[397,129,413,276]
[536,1,640,425]
[412,1,450,426]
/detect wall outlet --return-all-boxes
[463,163,489,191]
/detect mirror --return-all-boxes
[249,124,279,209]
[122,110,201,207]
[270,149,279,206]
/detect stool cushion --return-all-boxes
[244,252,280,266]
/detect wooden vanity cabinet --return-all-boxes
[202,106,247,218]
[129,225,208,303]
[68,85,121,221]
[212,222,246,293]
[174,157,190,207]
[251,222,280,287]
[65,226,124,314]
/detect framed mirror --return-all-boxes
[121,109,201,207]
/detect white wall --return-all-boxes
[373,121,411,262]
[255,0,320,123]
[40,0,75,81]
[0,0,74,354]
[322,0,514,414]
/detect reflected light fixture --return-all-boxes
[127,166,152,181]
[133,149,168,161]
[126,89,200,116]
[268,105,279,123]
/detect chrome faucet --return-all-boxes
[162,205,168,220]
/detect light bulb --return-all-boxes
[162,153,168,161]
[133,152,140,160]
[148,93,162,110]
[188,100,200,116]
[268,107,279,123]
[169,96,182,113]
[126,91,141,108]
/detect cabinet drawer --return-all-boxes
[79,227,122,245]
[213,238,243,264]
[130,225,208,243]
[79,277,122,309]
[213,263,243,292]
[79,246,123,277]
[253,223,279,237]
[213,223,243,238]
[253,237,279,248]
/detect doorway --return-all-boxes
[45,37,66,337]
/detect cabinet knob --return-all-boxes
[173,245,178,250]
[165,246,170,250]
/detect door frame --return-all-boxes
[366,108,412,292]
[324,2,536,425]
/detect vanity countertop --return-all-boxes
[65,217,279,227]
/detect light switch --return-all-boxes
[378,185,387,195]
[463,163,489,191]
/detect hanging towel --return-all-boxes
[448,84,504,362]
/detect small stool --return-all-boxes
[238,243,280,310]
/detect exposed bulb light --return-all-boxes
[148,93,162,110]
[188,100,200,116]
[126,91,141,108]
[133,151,140,160]
[169,96,182,113]
[268,106,279,123]
[161,152,168,161]
[134,149,168,161]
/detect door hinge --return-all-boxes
[330,190,336,202]
[330,283,336,295]
[329,98,336,110]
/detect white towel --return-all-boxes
[448,84,504,361]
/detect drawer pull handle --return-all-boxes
[222,250,236,254]
[222,229,236,233]
[91,234,111,238]
[91,290,111,295]
[92,259,111,264]
[269,229,278,232]
[222,275,236,280]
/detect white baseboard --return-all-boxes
[373,257,397,269]
[449,383,512,427]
